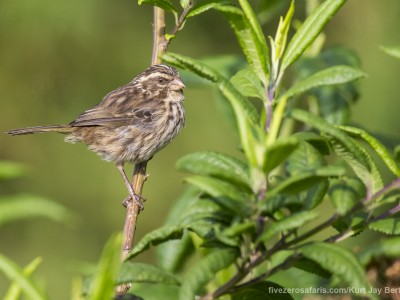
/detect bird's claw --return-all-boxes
[122,194,145,211]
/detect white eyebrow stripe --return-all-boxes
[144,73,171,80]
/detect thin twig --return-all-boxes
[232,253,302,292]
[116,2,193,295]
[115,6,166,296]
[152,7,167,65]
[167,1,193,45]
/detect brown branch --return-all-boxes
[115,7,167,296]
[116,2,193,294]
[152,7,167,65]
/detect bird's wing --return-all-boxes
[69,107,157,127]
[69,83,160,128]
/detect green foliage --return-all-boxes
[178,248,238,300]
[292,47,362,125]
[0,159,74,300]
[359,237,400,265]
[281,0,347,71]
[0,254,46,300]
[176,151,251,189]
[123,1,400,299]
[3,0,400,299]
[301,243,375,299]
[232,281,295,300]
[117,262,180,285]
[187,0,231,18]
[338,125,400,177]
[0,161,26,180]
[0,194,75,227]
[380,45,400,59]
[138,0,178,13]
[214,5,269,83]
[283,65,365,99]
[128,225,184,259]
[87,234,122,300]
[3,257,43,300]
[368,219,400,235]
[258,211,319,242]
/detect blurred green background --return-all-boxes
[1,0,400,298]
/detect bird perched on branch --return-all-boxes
[6,64,186,210]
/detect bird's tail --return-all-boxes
[5,125,73,136]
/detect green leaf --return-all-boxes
[187,0,231,18]
[258,211,319,242]
[88,234,121,300]
[219,80,265,168]
[163,53,259,122]
[301,243,374,298]
[221,221,255,238]
[293,132,330,155]
[180,199,233,239]
[176,151,251,189]
[332,211,368,235]
[0,254,46,300]
[270,166,345,196]
[281,0,347,71]
[273,0,295,62]
[128,284,177,300]
[261,193,302,215]
[184,176,249,214]
[0,194,75,227]
[286,141,324,176]
[0,160,26,180]
[128,226,184,260]
[329,135,383,193]
[117,262,180,285]
[264,175,329,214]
[284,65,366,98]
[338,125,400,177]
[163,53,263,167]
[237,0,270,77]
[157,234,193,273]
[214,5,269,83]
[395,145,400,162]
[230,68,266,100]
[369,219,400,235]
[293,258,331,279]
[359,237,400,265]
[156,188,198,272]
[180,0,190,8]
[292,47,362,125]
[329,177,365,215]
[380,45,400,59]
[232,281,294,300]
[179,197,226,227]
[264,137,299,173]
[4,257,43,300]
[138,0,178,13]
[290,109,369,169]
[179,248,238,300]
[303,180,329,210]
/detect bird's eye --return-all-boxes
[157,77,167,84]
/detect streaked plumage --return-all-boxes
[6,64,186,209]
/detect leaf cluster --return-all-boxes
[111,1,400,299]
[3,1,400,299]
[101,0,400,299]
[0,162,75,299]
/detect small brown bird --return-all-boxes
[6,64,186,210]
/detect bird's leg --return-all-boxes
[116,163,144,211]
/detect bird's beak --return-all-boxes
[169,77,186,91]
